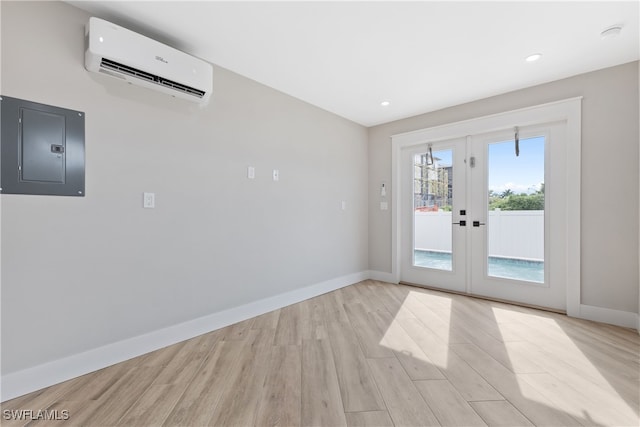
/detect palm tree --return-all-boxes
[500,189,514,198]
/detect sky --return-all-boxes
[427,135,544,195]
[488,136,544,194]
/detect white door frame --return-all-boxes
[391,97,582,317]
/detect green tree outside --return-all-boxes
[489,185,544,210]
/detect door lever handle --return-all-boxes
[453,220,466,226]
[473,221,486,227]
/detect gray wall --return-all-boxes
[2,0,638,378]
[0,1,368,374]
[369,61,640,314]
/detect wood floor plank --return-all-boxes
[448,296,525,343]
[520,372,639,426]
[503,317,640,398]
[339,282,366,305]
[343,302,394,358]
[367,281,406,314]
[1,362,122,418]
[517,338,640,412]
[398,317,504,401]
[367,358,440,426]
[451,343,583,426]
[152,331,219,386]
[414,380,487,426]
[255,344,302,427]
[326,321,386,412]
[469,401,534,427]
[556,315,640,363]
[593,322,640,347]
[466,337,546,374]
[251,309,281,330]
[274,304,303,345]
[377,286,418,319]
[345,410,394,427]
[401,293,471,344]
[299,297,328,340]
[497,340,546,374]
[65,366,162,426]
[135,341,186,367]
[61,364,134,402]
[7,281,639,427]
[354,281,393,313]
[512,313,640,379]
[385,282,414,302]
[163,340,244,426]
[319,288,350,324]
[370,310,445,380]
[301,338,347,427]
[220,317,255,341]
[208,328,275,426]
[27,401,99,427]
[116,383,183,426]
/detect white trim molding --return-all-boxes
[391,97,583,317]
[368,270,398,283]
[0,271,368,402]
[579,304,639,330]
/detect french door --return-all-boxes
[400,122,567,310]
[401,137,467,292]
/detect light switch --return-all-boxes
[273,169,279,181]
[247,166,255,179]
[143,192,155,208]
[341,201,347,210]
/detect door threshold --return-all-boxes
[398,281,566,315]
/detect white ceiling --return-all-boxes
[67,1,639,127]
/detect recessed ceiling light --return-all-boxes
[525,53,542,62]
[601,25,623,39]
[380,100,390,107]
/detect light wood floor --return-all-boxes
[3,280,639,426]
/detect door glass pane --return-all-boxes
[413,148,453,271]
[487,136,544,283]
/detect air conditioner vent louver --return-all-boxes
[100,58,205,98]
[85,18,212,104]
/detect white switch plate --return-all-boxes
[380,201,388,211]
[341,201,347,210]
[273,169,279,181]
[247,166,255,179]
[143,192,155,208]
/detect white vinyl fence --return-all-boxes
[414,210,544,261]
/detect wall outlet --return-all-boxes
[143,192,155,208]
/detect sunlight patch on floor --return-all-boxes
[496,311,640,424]
[374,291,454,370]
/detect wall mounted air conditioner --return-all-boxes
[85,17,213,105]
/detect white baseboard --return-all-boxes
[578,304,639,330]
[1,271,368,402]
[368,270,396,283]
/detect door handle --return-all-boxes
[473,221,486,227]
[453,220,466,227]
